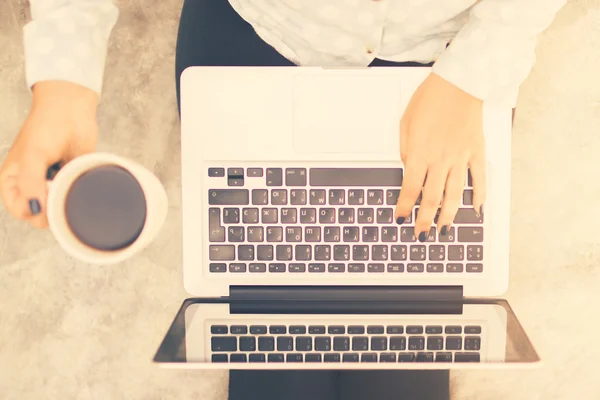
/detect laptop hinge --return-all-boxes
[229,286,463,315]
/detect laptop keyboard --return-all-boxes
[209,323,482,363]
[207,166,484,274]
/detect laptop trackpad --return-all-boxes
[293,74,402,154]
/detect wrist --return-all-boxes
[32,81,99,113]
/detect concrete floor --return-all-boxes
[1,1,600,399]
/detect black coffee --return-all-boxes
[65,165,147,251]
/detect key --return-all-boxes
[229,263,246,273]
[348,189,364,205]
[262,208,278,224]
[338,208,355,224]
[281,208,298,224]
[400,227,416,242]
[324,353,341,363]
[408,338,425,351]
[250,326,267,334]
[465,326,482,334]
[367,189,384,205]
[289,326,306,335]
[211,325,228,334]
[328,263,345,273]
[305,354,322,363]
[387,326,404,334]
[309,326,326,334]
[371,337,387,351]
[242,208,259,224]
[436,353,453,362]
[377,208,394,224]
[249,354,265,363]
[426,326,443,334]
[249,263,266,273]
[368,263,385,273]
[390,336,406,350]
[264,227,282,243]
[367,325,384,334]
[268,354,284,363]
[445,326,462,334]
[446,337,462,350]
[348,263,365,273]
[343,354,359,363]
[211,354,228,363]
[352,337,369,351]
[289,263,306,272]
[454,208,484,224]
[381,227,398,242]
[398,353,415,362]
[269,263,286,273]
[227,167,244,176]
[228,227,244,242]
[276,245,293,261]
[387,263,404,272]
[352,245,369,261]
[271,189,287,205]
[270,326,287,334]
[333,245,350,261]
[209,189,249,205]
[463,189,474,205]
[465,337,481,351]
[305,227,321,242]
[257,245,273,261]
[285,168,307,186]
[239,337,256,351]
[286,354,303,363]
[208,167,225,177]
[459,227,484,243]
[295,245,312,261]
[211,337,237,352]
[348,326,365,334]
[361,354,377,363]
[228,175,243,187]
[371,245,388,261]
[324,227,341,242]
[333,337,350,351]
[310,189,327,205]
[315,337,331,351]
[391,245,407,261]
[208,208,225,242]
[407,326,423,334]
[266,168,283,186]
[446,263,464,273]
[386,189,400,205]
[410,245,426,261]
[407,263,424,273]
[416,352,434,362]
[300,208,317,224]
[315,245,331,261]
[247,168,263,177]
[362,226,378,242]
[427,337,444,351]
[455,353,481,363]
[343,227,359,242]
[439,226,456,243]
[286,227,302,242]
[223,208,240,224]
[357,208,374,224]
[277,337,294,352]
[209,263,226,273]
[319,208,336,224]
[429,245,445,261]
[427,263,444,273]
[328,326,345,335]
[310,168,403,187]
[380,353,397,363]
[329,189,345,205]
[466,263,483,273]
[290,189,307,205]
[467,245,484,261]
[246,226,264,243]
[251,189,268,205]
[448,245,464,261]
[296,337,313,351]
[309,263,326,273]
[209,245,235,261]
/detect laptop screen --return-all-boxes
[153,298,538,369]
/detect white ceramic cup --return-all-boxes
[46,152,168,265]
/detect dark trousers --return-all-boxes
[175,1,449,399]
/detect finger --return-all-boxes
[395,157,427,224]
[16,154,51,225]
[414,165,447,242]
[400,118,408,164]
[437,163,467,234]
[469,153,486,216]
[0,173,30,219]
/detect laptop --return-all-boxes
[153,66,539,369]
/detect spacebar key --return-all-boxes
[208,189,249,205]
[310,168,403,187]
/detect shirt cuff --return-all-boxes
[23,4,118,95]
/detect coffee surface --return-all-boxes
[65,165,147,251]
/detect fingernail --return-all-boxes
[418,231,427,243]
[396,216,405,225]
[440,225,448,236]
[46,162,62,180]
[29,199,41,215]
[479,204,484,215]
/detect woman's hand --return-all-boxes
[0,81,99,229]
[394,72,485,241]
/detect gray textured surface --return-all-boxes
[1,1,600,399]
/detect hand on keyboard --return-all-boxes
[394,72,486,242]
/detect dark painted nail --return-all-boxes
[396,216,405,225]
[46,162,63,180]
[440,225,448,236]
[418,231,427,242]
[29,199,41,215]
